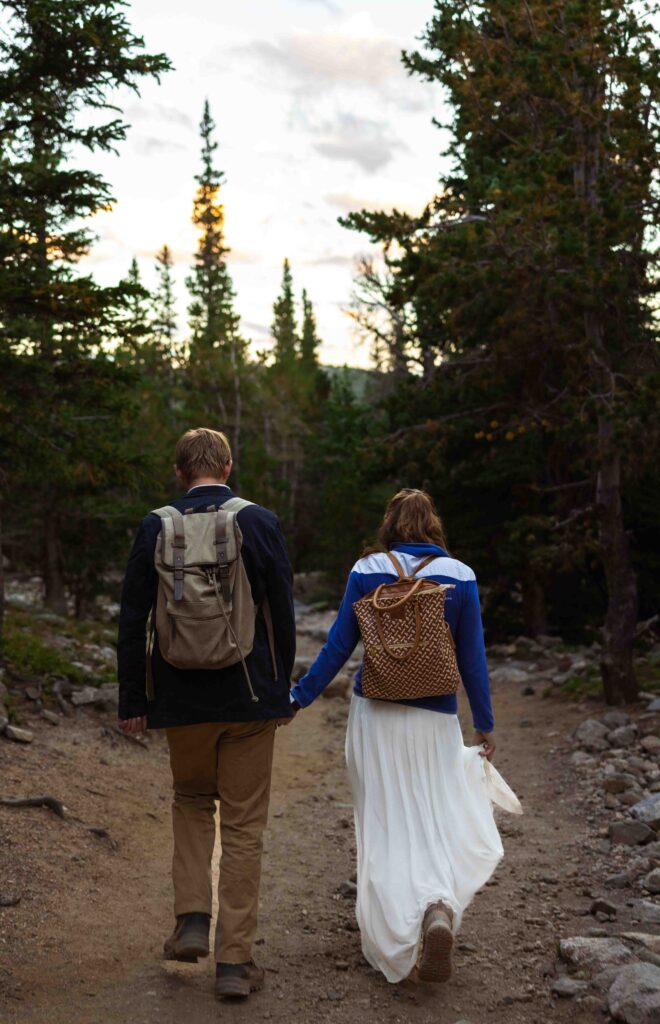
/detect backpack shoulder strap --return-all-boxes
[386,551,406,578]
[221,497,254,513]
[412,553,438,577]
[150,505,186,600]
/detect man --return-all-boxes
[117,427,296,1001]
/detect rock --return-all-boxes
[607,962,660,1024]
[24,683,42,701]
[631,795,660,831]
[643,841,660,860]
[629,858,653,880]
[521,685,535,696]
[621,934,660,956]
[0,702,8,735]
[603,711,631,729]
[0,680,8,702]
[574,718,610,753]
[0,894,21,907]
[608,725,639,749]
[95,683,119,711]
[490,666,531,685]
[40,709,60,726]
[571,750,596,768]
[642,869,660,895]
[641,736,660,755]
[70,686,100,707]
[609,820,655,846]
[552,976,590,998]
[606,873,632,890]
[630,900,660,926]
[603,773,638,793]
[558,936,633,974]
[337,880,357,899]
[646,698,660,713]
[591,898,617,918]
[5,725,34,744]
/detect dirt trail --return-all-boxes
[1,678,609,1024]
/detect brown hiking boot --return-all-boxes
[215,960,265,1000]
[417,902,454,983]
[163,912,210,962]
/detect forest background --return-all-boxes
[0,0,659,706]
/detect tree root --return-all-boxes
[0,795,67,818]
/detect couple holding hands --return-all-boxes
[117,427,520,1002]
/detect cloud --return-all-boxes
[132,136,186,156]
[248,30,403,91]
[303,253,354,266]
[325,191,393,214]
[311,113,405,173]
[125,102,195,131]
[242,320,271,337]
[294,0,342,12]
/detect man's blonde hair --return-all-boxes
[175,428,232,484]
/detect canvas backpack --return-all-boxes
[353,551,461,701]
[146,497,276,703]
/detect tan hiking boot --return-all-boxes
[163,912,211,962]
[417,901,454,983]
[215,959,265,1000]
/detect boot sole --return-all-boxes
[417,919,453,983]
[215,977,264,1001]
[163,938,210,962]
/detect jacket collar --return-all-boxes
[184,484,233,498]
[391,542,448,557]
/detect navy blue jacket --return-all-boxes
[117,485,296,727]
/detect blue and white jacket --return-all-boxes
[291,542,494,732]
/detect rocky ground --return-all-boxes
[1,576,659,1023]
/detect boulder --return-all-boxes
[641,735,660,755]
[5,725,34,744]
[646,698,660,714]
[629,901,660,926]
[607,962,660,1024]
[631,795,660,831]
[609,820,655,846]
[574,718,610,753]
[608,725,639,749]
[602,710,631,730]
[552,976,590,998]
[558,936,633,974]
[70,686,100,707]
[642,869,660,895]
[603,774,638,794]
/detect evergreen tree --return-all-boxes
[271,259,299,366]
[185,101,249,480]
[300,288,321,371]
[153,244,177,357]
[344,0,660,702]
[116,258,152,357]
[0,0,171,612]
[187,100,240,353]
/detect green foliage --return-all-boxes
[4,612,84,683]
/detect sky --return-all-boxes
[81,0,450,367]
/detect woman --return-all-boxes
[290,489,521,985]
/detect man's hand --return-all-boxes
[473,729,496,761]
[276,707,298,728]
[119,716,147,736]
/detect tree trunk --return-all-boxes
[596,416,638,704]
[521,566,549,637]
[43,512,68,615]
[0,496,5,653]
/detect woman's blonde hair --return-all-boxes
[370,488,449,553]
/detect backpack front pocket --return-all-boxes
[162,599,230,670]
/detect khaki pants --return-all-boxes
[166,720,276,963]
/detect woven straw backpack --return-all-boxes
[353,551,461,701]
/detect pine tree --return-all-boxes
[185,100,248,479]
[153,244,177,357]
[187,100,240,353]
[0,0,171,612]
[300,289,321,371]
[344,0,660,701]
[271,259,299,366]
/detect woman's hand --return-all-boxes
[119,716,147,736]
[473,729,496,761]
